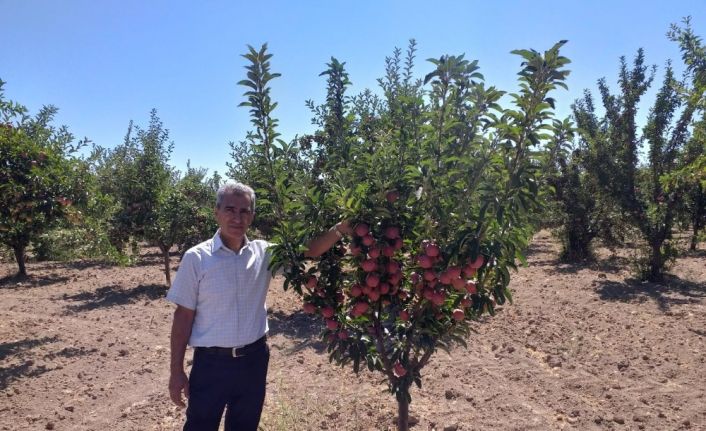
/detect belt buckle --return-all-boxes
[231,346,244,358]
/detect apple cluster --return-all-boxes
[410,240,485,322]
[301,213,488,348]
[348,222,406,313]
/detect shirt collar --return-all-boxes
[212,229,250,254]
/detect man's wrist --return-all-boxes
[331,223,344,239]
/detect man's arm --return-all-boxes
[168,305,195,408]
[304,221,353,258]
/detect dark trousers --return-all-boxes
[184,343,270,431]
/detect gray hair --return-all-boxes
[216,181,256,212]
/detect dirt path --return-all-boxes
[1,232,704,430]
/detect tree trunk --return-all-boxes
[397,395,409,431]
[691,212,702,251]
[13,244,27,277]
[691,228,699,251]
[561,228,593,262]
[160,244,171,286]
[648,239,664,282]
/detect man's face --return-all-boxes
[215,192,254,243]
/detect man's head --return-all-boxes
[214,181,256,248]
[216,181,256,212]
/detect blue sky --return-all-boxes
[2,0,704,176]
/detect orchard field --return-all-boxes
[2,14,705,431]
[0,230,703,431]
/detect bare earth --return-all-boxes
[1,231,704,431]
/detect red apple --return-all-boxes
[361,259,377,272]
[399,310,410,321]
[470,255,485,269]
[385,190,399,203]
[321,306,335,318]
[393,238,403,250]
[447,266,462,279]
[465,281,478,294]
[302,303,316,314]
[367,290,380,301]
[386,260,400,274]
[432,291,446,306]
[424,243,440,257]
[352,301,369,316]
[452,277,466,291]
[384,226,400,239]
[393,362,407,377]
[423,288,435,301]
[354,223,369,237]
[452,309,465,321]
[418,255,432,269]
[462,265,477,278]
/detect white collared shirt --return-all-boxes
[166,230,273,347]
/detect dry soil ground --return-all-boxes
[0,231,704,431]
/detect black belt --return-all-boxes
[196,335,267,358]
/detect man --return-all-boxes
[167,181,348,430]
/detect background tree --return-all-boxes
[573,20,704,280]
[666,18,706,250]
[93,110,174,257]
[0,80,88,276]
[542,114,633,262]
[146,164,218,284]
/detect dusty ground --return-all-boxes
[0,231,704,431]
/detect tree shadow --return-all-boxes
[61,283,168,314]
[267,310,327,354]
[43,346,98,360]
[0,362,53,391]
[0,336,77,391]
[683,248,706,258]
[30,260,113,272]
[525,240,556,257]
[542,254,633,276]
[594,275,705,313]
[0,336,59,361]
[0,273,71,290]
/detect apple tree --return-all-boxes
[573,19,705,280]
[235,42,570,429]
[146,165,218,285]
[0,80,88,276]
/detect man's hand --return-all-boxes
[304,220,353,258]
[169,305,195,408]
[169,370,189,408]
[336,220,353,236]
